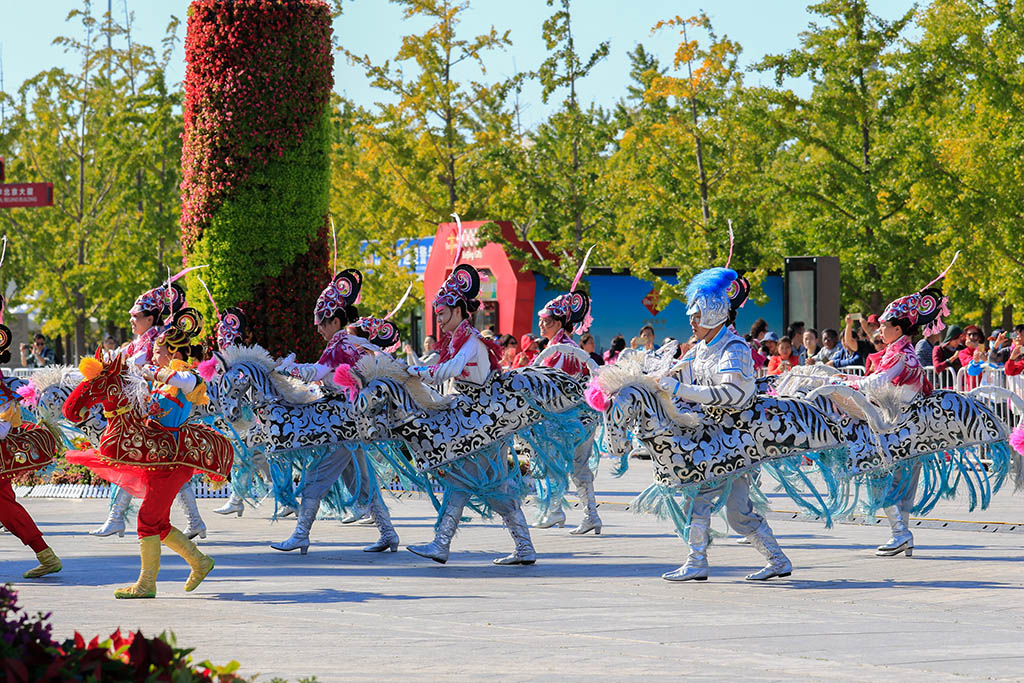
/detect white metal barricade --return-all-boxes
[923,365,956,390]
[841,365,866,376]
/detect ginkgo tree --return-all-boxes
[0,4,182,359]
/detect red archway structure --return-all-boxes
[423,221,557,340]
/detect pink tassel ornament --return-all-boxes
[585,381,609,412]
[1010,426,1024,456]
[197,358,219,382]
[333,364,361,401]
[16,383,38,406]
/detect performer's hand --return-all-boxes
[290,365,318,383]
[140,365,157,382]
[1010,344,1023,361]
[275,353,297,374]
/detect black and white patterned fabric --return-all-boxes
[354,366,588,471]
[601,383,846,487]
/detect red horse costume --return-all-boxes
[64,309,232,598]
[0,321,62,579]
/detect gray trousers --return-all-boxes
[689,475,764,538]
[570,433,596,490]
[300,446,376,506]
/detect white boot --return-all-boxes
[213,494,245,517]
[91,488,133,537]
[569,480,602,536]
[271,497,319,555]
[177,483,207,540]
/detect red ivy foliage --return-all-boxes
[181,0,333,248]
[237,221,330,359]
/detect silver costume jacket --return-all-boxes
[669,326,755,410]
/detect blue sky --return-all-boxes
[2,1,917,128]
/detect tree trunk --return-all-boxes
[981,301,993,335]
[74,308,87,363]
[1001,304,1013,332]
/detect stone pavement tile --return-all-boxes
[3,491,1023,681]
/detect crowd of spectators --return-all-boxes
[397,317,1024,386]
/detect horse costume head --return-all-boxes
[585,356,699,461]
[62,349,131,422]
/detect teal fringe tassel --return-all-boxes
[432,437,522,523]
[374,440,442,511]
[517,401,596,519]
[848,441,1015,519]
[631,479,736,543]
[266,445,337,515]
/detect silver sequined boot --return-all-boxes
[662,518,709,581]
[362,492,399,553]
[494,505,537,565]
[745,522,792,581]
[90,487,133,537]
[271,497,319,555]
[408,493,466,564]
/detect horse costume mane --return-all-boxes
[218,345,320,405]
[588,353,699,429]
[352,354,451,411]
[16,366,71,406]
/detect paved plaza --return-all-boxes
[5,463,1024,682]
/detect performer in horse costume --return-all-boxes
[272,268,400,555]
[405,263,537,565]
[830,258,952,557]
[65,309,233,598]
[209,306,258,517]
[533,265,602,535]
[91,271,208,540]
[0,321,62,578]
[656,267,792,582]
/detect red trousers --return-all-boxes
[137,467,195,539]
[0,479,47,553]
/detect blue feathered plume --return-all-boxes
[684,267,737,305]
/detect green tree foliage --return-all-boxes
[335,0,519,318]
[902,0,1024,328]
[181,0,333,358]
[752,0,930,314]
[0,3,182,358]
[607,16,776,303]
[483,0,618,287]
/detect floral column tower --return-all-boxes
[181,0,333,357]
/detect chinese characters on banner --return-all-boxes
[0,183,54,208]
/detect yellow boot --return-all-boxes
[23,547,62,578]
[162,527,215,592]
[114,535,160,599]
